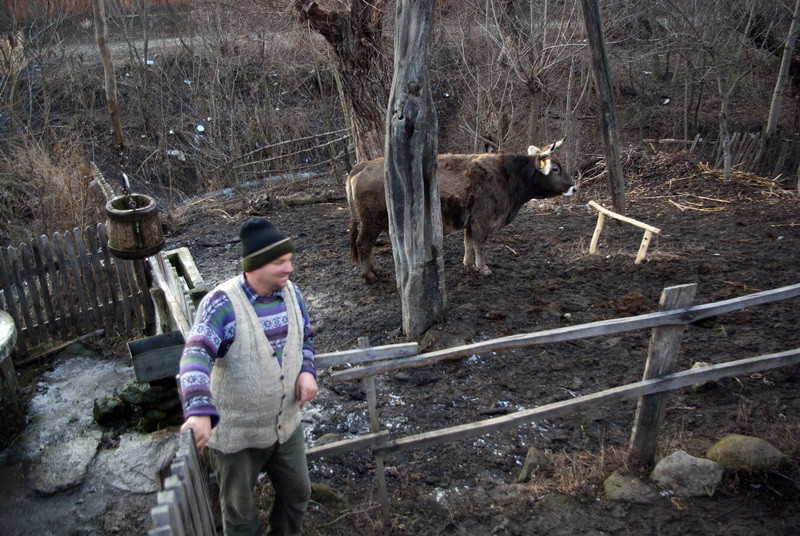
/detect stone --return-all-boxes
[604,469,659,503]
[93,395,131,425]
[96,430,179,493]
[650,450,724,497]
[29,433,102,494]
[311,482,345,505]
[517,447,549,483]
[315,433,344,446]
[689,361,714,392]
[706,434,788,472]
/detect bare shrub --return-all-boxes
[0,135,102,245]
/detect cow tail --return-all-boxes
[346,177,360,262]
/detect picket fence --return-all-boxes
[0,223,156,357]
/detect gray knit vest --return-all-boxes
[206,277,304,453]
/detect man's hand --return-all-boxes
[181,415,212,454]
[295,371,318,407]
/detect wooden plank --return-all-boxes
[372,348,800,455]
[163,475,194,535]
[52,233,82,335]
[146,254,192,338]
[168,462,202,535]
[0,247,26,353]
[628,284,697,466]
[134,258,157,335]
[315,342,419,368]
[589,211,605,254]
[305,430,390,460]
[361,338,390,529]
[73,228,103,330]
[634,229,654,264]
[113,252,134,332]
[84,225,114,335]
[39,235,70,340]
[177,428,216,535]
[62,231,92,334]
[122,258,145,331]
[330,283,800,382]
[29,239,58,337]
[152,490,184,535]
[6,246,36,345]
[18,243,47,342]
[588,201,661,234]
[97,224,126,331]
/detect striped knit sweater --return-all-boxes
[178,273,315,427]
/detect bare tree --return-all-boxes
[385,0,445,338]
[664,0,766,182]
[580,0,626,213]
[295,0,391,163]
[765,0,800,138]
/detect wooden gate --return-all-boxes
[0,223,156,357]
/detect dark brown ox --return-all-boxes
[346,140,576,283]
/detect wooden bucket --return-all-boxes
[106,194,165,260]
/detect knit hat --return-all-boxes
[239,218,295,272]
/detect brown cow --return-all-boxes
[346,140,576,283]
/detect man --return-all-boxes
[179,217,318,536]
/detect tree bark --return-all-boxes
[385,0,446,339]
[296,0,391,163]
[579,0,626,214]
[766,0,800,137]
[92,0,125,158]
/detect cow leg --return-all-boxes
[471,229,492,276]
[462,229,476,271]
[356,227,381,283]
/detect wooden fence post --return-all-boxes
[359,337,391,528]
[628,283,697,467]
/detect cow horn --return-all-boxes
[539,138,565,157]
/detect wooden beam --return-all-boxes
[588,201,661,234]
[372,348,800,455]
[315,342,419,368]
[305,431,390,460]
[629,284,697,466]
[329,283,800,382]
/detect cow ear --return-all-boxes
[538,156,552,175]
[527,145,541,156]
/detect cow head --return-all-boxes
[527,139,576,196]
[527,138,564,175]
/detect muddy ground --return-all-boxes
[161,149,800,535]
[2,149,799,535]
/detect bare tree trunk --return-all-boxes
[766,0,800,137]
[385,0,446,339]
[579,0,626,214]
[719,88,733,182]
[92,0,125,158]
[296,0,390,163]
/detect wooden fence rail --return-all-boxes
[0,223,156,356]
[149,428,217,536]
[151,282,799,533]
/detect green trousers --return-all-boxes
[208,426,311,536]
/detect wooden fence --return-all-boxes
[0,223,156,357]
[648,130,799,184]
[149,281,800,534]
[149,428,217,536]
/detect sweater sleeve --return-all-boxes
[177,289,232,427]
[294,285,317,379]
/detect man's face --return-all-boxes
[248,252,294,295]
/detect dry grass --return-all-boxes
[0,136,104,245]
